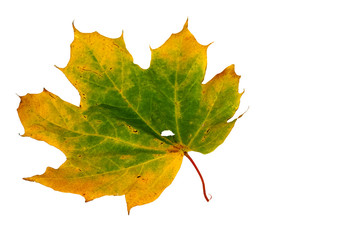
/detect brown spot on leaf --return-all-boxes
[127,125,139,134]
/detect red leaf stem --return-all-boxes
[184,152,212,202]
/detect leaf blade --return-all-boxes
[18,21,243,211]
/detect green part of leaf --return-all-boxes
[18,21,243,212]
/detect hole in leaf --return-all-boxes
[161,130,175,137]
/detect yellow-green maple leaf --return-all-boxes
[18,21,243,213]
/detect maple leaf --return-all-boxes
[18,20,244,213]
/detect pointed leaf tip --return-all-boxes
[54,65,64,72]
[183,18,189,30]
[227,64,241,78]
[72,21,77,31]
[206,41,214,48]
[72,21,82,37]
[236,105,249,120]
[23,177,33,182]
[228,64,235,71]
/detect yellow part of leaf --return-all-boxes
[18,20,243,212]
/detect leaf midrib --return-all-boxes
[187,79,225,148]
[36,113,168,152]
[44,155,176,180]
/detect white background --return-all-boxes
[1,0,360,239]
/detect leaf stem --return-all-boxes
[184,152,212,202]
